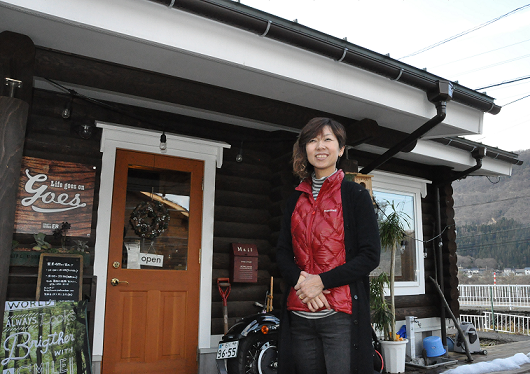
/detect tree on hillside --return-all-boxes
[456,218,530,268]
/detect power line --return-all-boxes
[476,75,530,90]
[398,4,530,60]
[457,54,530,78]
[455,194,530,208]
[504,93,530,107]
[458,238,530,251]
[486,176,501,184]
[431,38,530,69]
[456,225,530,240]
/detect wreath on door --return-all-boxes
[130,200,170,239]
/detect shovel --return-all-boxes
[217,278,231,334]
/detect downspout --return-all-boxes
[434,146,485,353]
[360,80,453,174]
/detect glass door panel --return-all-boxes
[122,167,191,271]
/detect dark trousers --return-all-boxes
[290,311,352,374]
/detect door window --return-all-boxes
[122,167,191,270]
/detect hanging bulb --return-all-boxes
[236,141,243,162]
[62,98,72,119]
[400,240,407,254]
[160,131,167,151]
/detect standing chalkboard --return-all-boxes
[36,253,83,301]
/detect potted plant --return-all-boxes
[370,272,392,339]
[10,223,91,267]
[374,202,410,373]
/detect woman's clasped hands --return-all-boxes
[295,271,331,312]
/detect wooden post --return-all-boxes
[0,31,34,336]
[0,96,29,331]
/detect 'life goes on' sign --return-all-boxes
[14,157,96,237]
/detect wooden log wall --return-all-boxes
[210,147,275,334]
[27,46,463,327]
[209,131,298,334]
[267,134,300,300]
[9,89,103,299]
[439,183,460,316]
[8,76,462,336]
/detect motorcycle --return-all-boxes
[216,308,280,374]
[215,279,383,374]
[216,310,385,374]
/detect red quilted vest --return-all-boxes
[286,170,352,314]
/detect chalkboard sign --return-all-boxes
[36,254,83,301]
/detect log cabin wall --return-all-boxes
[210,131,299,334]
[210,146,275,334]
[5,87,286,335]
[439,183,460,316]
[9,89,103,302]
[267,135,300,307]
[7,65,460,336]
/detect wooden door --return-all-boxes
[102,149,203,373]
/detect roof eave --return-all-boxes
[147,0,501,115]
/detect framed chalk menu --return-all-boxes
[36,254,83,301]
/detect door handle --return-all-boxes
[111,278,129,286]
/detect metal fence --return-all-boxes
[458,285,530,310]
[460,312,530,336]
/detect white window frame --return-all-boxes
[371,170,430,295]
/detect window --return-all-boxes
[370,171,429,295]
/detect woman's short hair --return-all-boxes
[292,117,347,180]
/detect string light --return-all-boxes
[160,131,167,151]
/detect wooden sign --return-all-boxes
[14,156,96,236]
[230,243,258,283]
[36,254,83,302]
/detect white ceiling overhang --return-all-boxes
[1,0,485,139]
[356,139,514,176]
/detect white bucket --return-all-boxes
[380,339,408,373]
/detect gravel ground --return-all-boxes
[478,331,530,344]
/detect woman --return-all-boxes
[276,117,381,374]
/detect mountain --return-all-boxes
[453,149,530,268]
[453,149,530,225]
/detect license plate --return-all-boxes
[216,341,239,359]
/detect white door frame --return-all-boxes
[92,122,229,363]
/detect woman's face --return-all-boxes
[305,125,345,179]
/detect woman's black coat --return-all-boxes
[276,178,381,374]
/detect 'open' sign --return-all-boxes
[139,253,164,267]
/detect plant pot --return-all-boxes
[380,339,408,374]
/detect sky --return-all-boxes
[239,0,530,153]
